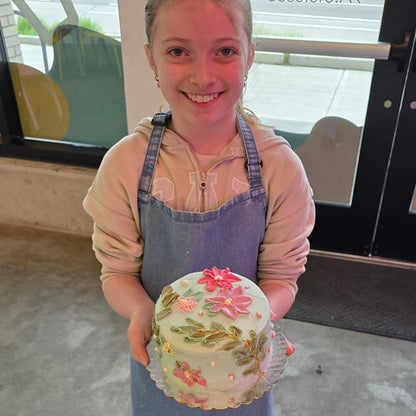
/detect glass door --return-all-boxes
[372,26,416,260]
[248,0,416,261]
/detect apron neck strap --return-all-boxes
[236,113,263,190]
[139,111,263,194]
[139,112,171,193]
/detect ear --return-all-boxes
[247,41,255,71]
[144,44,157,73]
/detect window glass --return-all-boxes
[248,0,385,205]
[252,0,383,42]
[3,0,126,147]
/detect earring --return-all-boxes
[154,73,160,88]
[243,74,248,87]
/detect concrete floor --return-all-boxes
[1,224,415,416]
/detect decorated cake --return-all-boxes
[147,267,287,410]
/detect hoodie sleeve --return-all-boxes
[256,131,315,298]
[82,133,147,286]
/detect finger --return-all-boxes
[128,328,150,366]
[132,349,149,366]
[285,339,296,356]
[130,336,150,366]
[130,332,151,366]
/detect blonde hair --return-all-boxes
[145,0,252,48]
[144,0,265,129]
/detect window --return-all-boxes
[1,0,125,164]
[247,0,385,205]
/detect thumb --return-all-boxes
[128,320,150,366]
[131,335,150,366]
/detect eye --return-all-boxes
[169,48,185,57]
[218,48,236,57]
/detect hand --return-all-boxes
[128,308,154,366]
[285,339,295,356]
[270,311,295,356]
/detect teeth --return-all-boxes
[187,93,219,103]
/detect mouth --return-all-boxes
[185,92,221,104]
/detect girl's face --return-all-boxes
[145,0,255,132]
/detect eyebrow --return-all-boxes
[161,37,190,45]
[161,37,241,45]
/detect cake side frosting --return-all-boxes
[152,268,273,409]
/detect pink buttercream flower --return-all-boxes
[173,362,207,388]
[205,286,252,320]
[178,393,208,409]
[198,267,241,292]
[173,296,198,313]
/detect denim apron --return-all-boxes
[130,112,273,415]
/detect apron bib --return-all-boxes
[131,112,273,415]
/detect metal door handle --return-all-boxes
[254,36,391,60]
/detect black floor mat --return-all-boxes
[285,255,416,341]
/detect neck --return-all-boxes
[170,112,238,155]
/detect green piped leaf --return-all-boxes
[156,307,172,321]
[220,340,242,351]
[229,325,242,337]
[184,317,205,328]
[210,321,227,332]
[242,363,258,377]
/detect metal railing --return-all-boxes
[254,36,391,60]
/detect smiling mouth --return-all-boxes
[185,92,220,104]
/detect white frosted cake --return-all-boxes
[150,267,281,410]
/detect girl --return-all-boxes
[83,0,315,414]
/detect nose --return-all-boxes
[189,57,215,89]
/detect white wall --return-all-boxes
[118,0,167,133]
[0,157,96,235]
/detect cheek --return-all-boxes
[160,64,182,82]
[224,63,245,85]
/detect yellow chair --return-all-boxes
[8,62,70,140]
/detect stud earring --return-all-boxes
[243,74,248,87]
